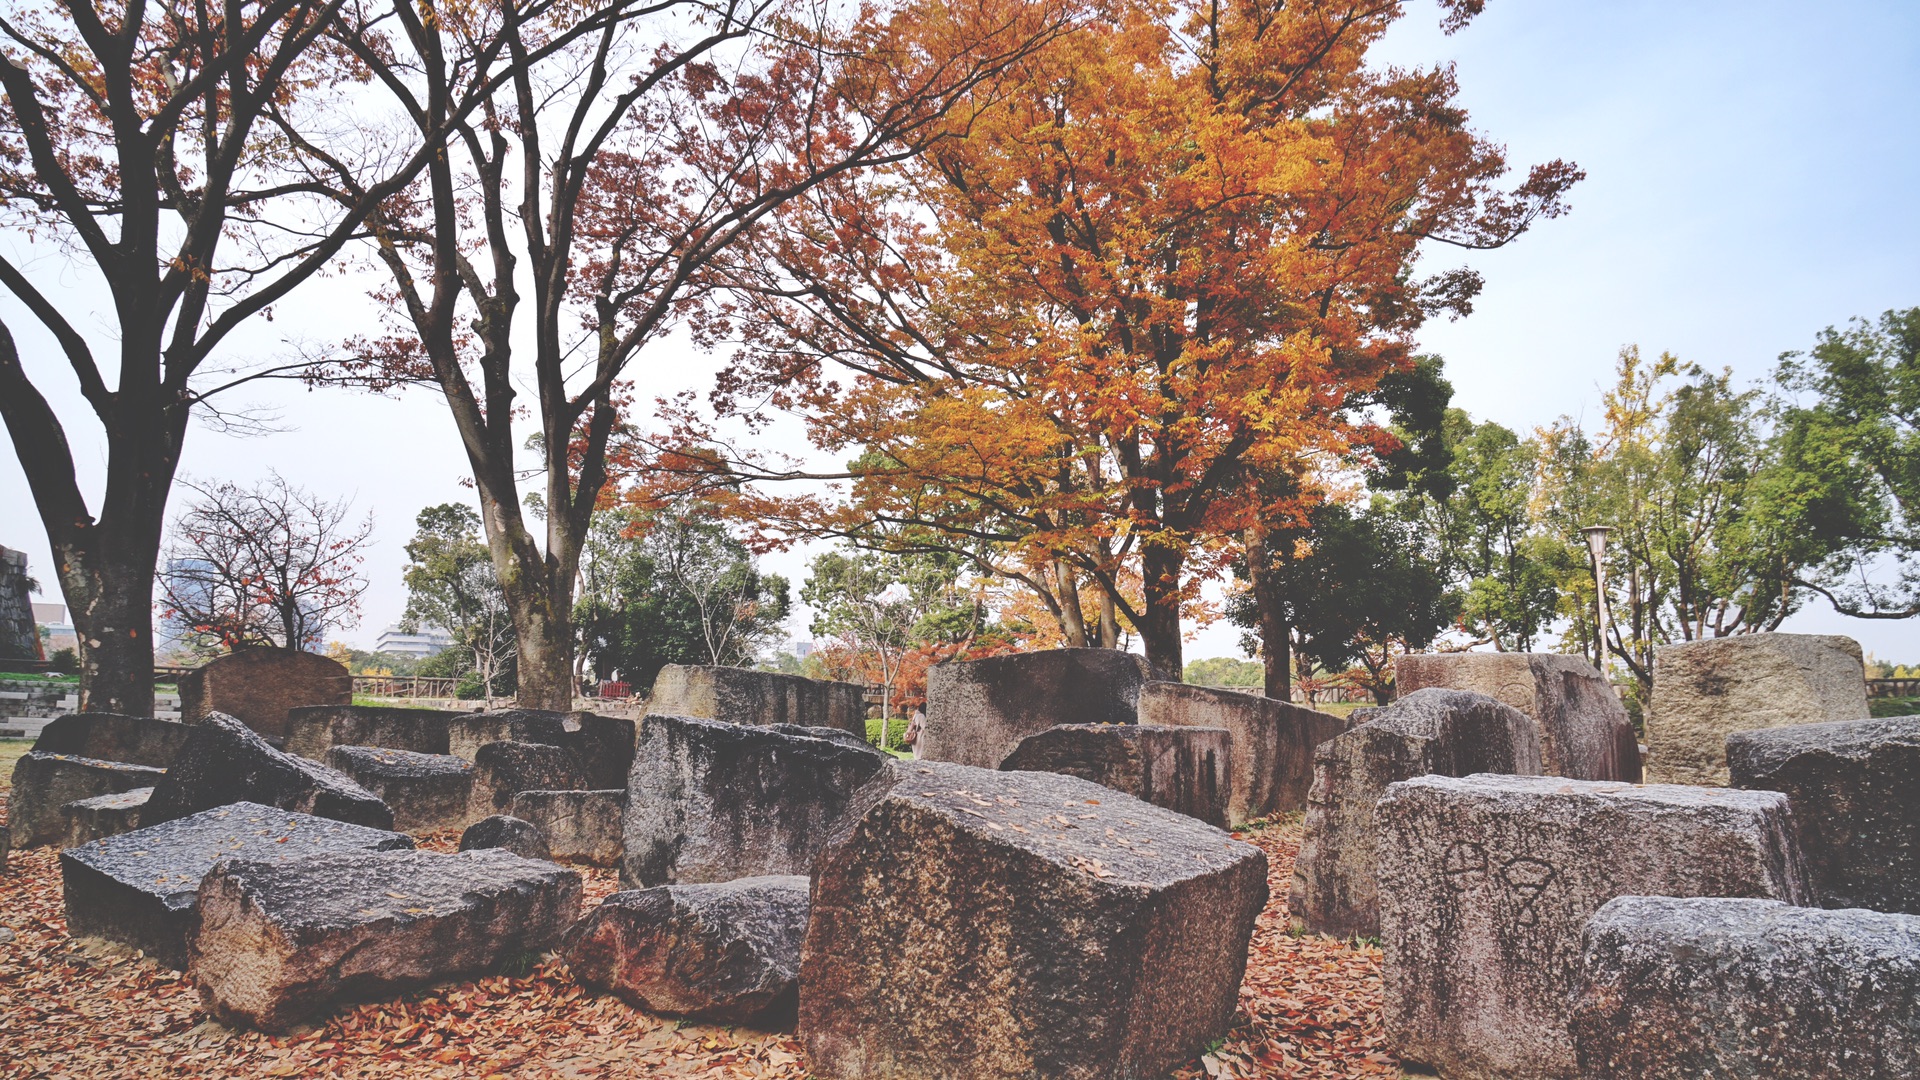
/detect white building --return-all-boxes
[375,623,455,658]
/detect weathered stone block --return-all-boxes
[1377,774,1815,1080]
[467,741,588,824]
[918,648,1149,769]
[284,704,461,759]
[1289,689,1542,938]
[145,711,394,830]
[566,875,808,1024]
[510,789,624,866]
[31,712,192,768]
[1395,652,1641,782]
[561,712,636,790]
[623,714,888,888]
[1569,897,1920,1079]
[1728,715,1920,914]
[649,664,868,738]
[324,746,475,833]
[61,787,152,847]
[175,649,351,742]
[446,708,569,762]
[458,815,552,861]
[800,761,1267,1080]
[1138,682,1345,823]
[1648,632,1870,785]
[1001,723,1230,828]
[60,802,412,968]
[8,752,166,846]
[189,849,581,1031]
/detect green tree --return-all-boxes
[1183,657,1264,688]
[803,548,977,733]
[401,505,516,702]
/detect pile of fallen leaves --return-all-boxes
[0,788,1401,1078]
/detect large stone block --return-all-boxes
[918,648,1149,769]
[446,708,569,762]
[1395,652,1641,782]
[61,787,152,847]
[1138,682,1345,824]
[566,875,809,1024]
[284,704,462,759]
[1376,774,1815,1080]
[1000,723,1230,828]
[800,761,1267,1080]
[1728,715,1920,913]
[190,849,581,1031]
[458,814,552,861]
[649,664,868,738]
[1288,689,1542,938]
[324,746,475,833]
[1648,632,1870,785]
[623,714,888,888]
[61,802,412,968]
[175,649,351,742]
[30,712,192,769]
[510,789,625,866]
[145,711,395,830]
[468,741,589,824]
[8,752,166,846]
[1569,897,1920,1080]
[561,712,637,790]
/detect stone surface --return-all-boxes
[447,709,632,789]
[175,649,351,741]
[800,761,1267,1080]
[189,848,581,1031]
[566,876,809,1024]
[31,712,192,768]
[649,664,868,738]
[1000,723,1231,828]
[145,711,395,830]
[324,746,475,833]
[1288,689,1542,938]
[1728,715,1920,914]
[623,714,888,888]
[284,704,462,759]
[1395,652,1641,782]
[446,708,570,762]
[767,724,876,753]
[1648,632,1870,785]
[467,741,589,824]
[60,802,412,968]
[918,648,1149,769]
[458,815,553,861]
[1138,682,1346,824]
[61,787,152,848]
[510,789,624,866]
[8,752,166,846]
[1569,896,1920,1080]
[1376,774,1815,1080]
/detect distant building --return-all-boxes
[793,640,816,658]
[376,623,455,658]
[32,602,77,656]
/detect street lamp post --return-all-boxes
[1582,525,1613,675]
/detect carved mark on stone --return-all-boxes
[1498,857,1556,926]
[1443,841,1487,885]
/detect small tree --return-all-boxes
[401,505,516,704]
[159,474,371,653]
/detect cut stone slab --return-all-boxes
[1395,652,1641,782]
[324,746,475,833]
[60,802,413,969]
[1569,897,1920,1080]
[800,761,1267,1080]
[561,712,637,790]
[649,664,869,738]
[623,714,888,888]
[1648,632,1870,785]
[458,815,552,861]
[918,648,1149,769]
[1376,774,1815,1080]
[189,848,581,1031]
[176,648,351,742]
[8,752,166,847]
[144,711,395,831]
[31,712,192,768]
[468,741,589,824]
[1728,715,1920,914]
[566,875,808,1024]
[510,789,624,866]
[767,724,876,754]
[446,709,570,763]
[1289,689,1542,938]
[1138,682,1346,824]
[284,704,462,760]
[62,787,152,848]
[1000,723,1231,828]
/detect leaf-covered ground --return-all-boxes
[0,780,1402,1078]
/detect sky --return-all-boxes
[2,0,1917,663]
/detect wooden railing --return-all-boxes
[1868,678,1920,699]
[352,675,459,699]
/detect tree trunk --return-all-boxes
[1139,545,1184,681]
[68,545,163,716]
[510,592,574,711]
[1054,560,1088,648]
[1243,527,1292,701]
[1097,588,1120,648]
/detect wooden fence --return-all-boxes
[352,675,460,699]
[1868,678,1920,699]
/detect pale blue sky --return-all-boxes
[3,0,1916,661]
